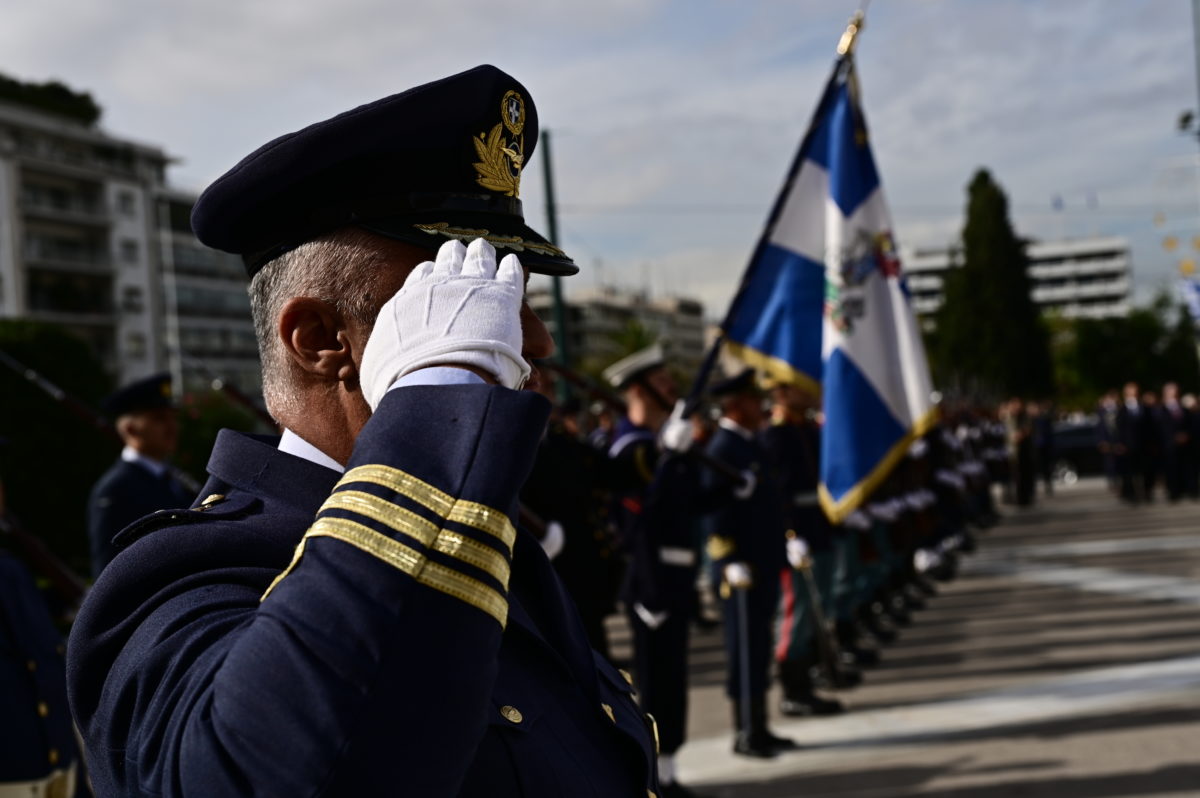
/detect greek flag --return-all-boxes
[1178,278,1200,323]
[721,54,936,523]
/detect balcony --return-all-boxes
[20,195,110,228]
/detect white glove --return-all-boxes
[539,520,565,560]
[724,562,753,589]
[633,602,669,629]
[360,238,530,409]
[786,536,809,569]
[659,400,693,453]
[733,469,757,500]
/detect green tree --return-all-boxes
[935,169,1053,398]
[0,321,115,575]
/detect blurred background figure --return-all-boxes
[1096,390,1121,493]
[1116,382,1146,504]
[1155,382,1189,502]
[87,373,197,577]
[1031,400,1056,497]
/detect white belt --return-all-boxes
[0,764,76,798]
[792,491,819,507]
[659,546,697,567]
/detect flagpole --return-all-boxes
[681,10,867,412]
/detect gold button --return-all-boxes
[37,701,49,718]
[198,494,225,510]
[601,703,615,723]
[48,748,59,766]
[26,659,36,672]
[500,705,523,724]
[619,668,634,686]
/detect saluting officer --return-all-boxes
[87,373,196,577]
[67,66,658,798]
[702,368,796,758]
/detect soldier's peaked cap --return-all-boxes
[191,65,576,278]
[603,344,666,390]
[101,372,175,419]
[709,367,758,398]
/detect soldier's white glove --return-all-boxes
[724,562,753,590]
[360,238,530,409]
[633,602,669,630]
[786,536,809,569]
[539,520,565,560]
[733,470,757,500]
[659,400,693,453]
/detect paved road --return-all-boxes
[615,478,1200,797]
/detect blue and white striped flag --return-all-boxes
[721,53,937,523]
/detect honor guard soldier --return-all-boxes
[604,344,705,798]
[759,380,853,718]
[0,552,84,796]
[702,368,797,758]
[87,373,197,577]
[67,66,658,798]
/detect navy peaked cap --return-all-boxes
[709,368,758,398]
[191,65,576,277]
[101,373,175,418]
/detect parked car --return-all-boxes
[1048,418,1104,484]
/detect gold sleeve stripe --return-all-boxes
[633,446,655,484]
[340,464,516,551]
[707,535,736,561]
[322,491,510,589]
[263,515,508,626]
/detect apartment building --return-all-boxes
[905,235,1132,321]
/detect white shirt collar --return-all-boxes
[279,429,345,474]
[121,445,168,478]
[718,416,755,441]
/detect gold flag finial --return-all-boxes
[837,10,866,56]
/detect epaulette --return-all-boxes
[112,493,262,549]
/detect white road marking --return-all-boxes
[678,654,1200,785]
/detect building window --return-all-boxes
[120,239,140,266]
[117,190,137,217]
[126,331,147,359]
[121,286,144,313]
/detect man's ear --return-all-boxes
[278,297,356,382]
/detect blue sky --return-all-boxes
[2,0,1197,317]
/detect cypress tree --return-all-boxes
[935,169,1053,398]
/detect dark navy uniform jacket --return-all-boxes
[67,385,657,797]
[87,458,197,577]
[759,421,834,552]
[0,553,81,786]
[702,424,787,580]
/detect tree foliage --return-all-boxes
[933,169,1054,399]
[0,321,115,575]
[0,72,102,126]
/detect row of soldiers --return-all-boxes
[519,345,999,798]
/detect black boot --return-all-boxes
[836,618,881,667]
[778,658,844,717]
[754,694,799,752]
[858,604,898,644]
[731,700,776,758]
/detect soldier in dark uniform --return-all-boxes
[67,66,659,798]
[521,387,621,658]
[87,373,196,577]
[0,551,85,795]
[603,345,704,797]
[759,381,847,717]
[702,369,796,758]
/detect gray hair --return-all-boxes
[248,228,390,420]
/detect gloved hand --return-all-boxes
[733,470,757,500]
[786,536,809,569]
[360,238,530,409]
[658,399,693,453]
[633,602,669,630]
[539,520,565,560]
[723,562,753,590]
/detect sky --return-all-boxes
[2,0,1198,319]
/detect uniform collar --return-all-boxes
[278,428,345,474]
[121,445,168,478]
[718,416,755,441]
[206,429,340,518]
